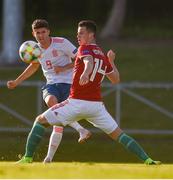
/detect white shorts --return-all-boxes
[42,98,118,134]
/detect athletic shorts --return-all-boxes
[42,98,118,134]
[42,83,71,103]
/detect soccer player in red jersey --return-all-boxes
[18,20,160,165]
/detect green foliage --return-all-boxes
[16,0,173,39]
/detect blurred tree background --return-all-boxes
[23,0,173,37]
[1,0,173,64]
[23,0,173,39]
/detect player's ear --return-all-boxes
[32,31,35,37]
[47,29,50,36]
[89,32,94,39]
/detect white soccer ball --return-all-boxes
[19,40,42,63]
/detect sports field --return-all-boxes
[0,162,173,179]
[0,40,173,179]
[0,133,173,179]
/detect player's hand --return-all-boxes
[7,80,18,89]
[54,66,66,73]
[79,73,89,86]
[107,50,116,62]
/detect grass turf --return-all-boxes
[0,162,172,179]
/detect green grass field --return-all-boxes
[0,133,172,163]
[0,162,173,179]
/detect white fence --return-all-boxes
[0,80,173,134]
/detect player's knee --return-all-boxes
[109,127,123,140]
[45,95,58,107]
[35,114,50,127]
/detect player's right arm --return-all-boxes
[79,55,94,86]
[7,63,40,89]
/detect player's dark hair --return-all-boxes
[78,20,97,35]
[32,19,50,30]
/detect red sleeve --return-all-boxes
[78,45,93,58]
[105,57,114,74]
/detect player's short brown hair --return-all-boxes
[78,20,97,35]
[32,19,50,30]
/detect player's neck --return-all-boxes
[87,39,96,45]
[40,37,52,49]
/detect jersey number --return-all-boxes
[90,58,106,82]
[46,60,53,69]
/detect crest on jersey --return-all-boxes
[82,49,90,55]
[52,49,58,57]
[73,48,78,54]
[54,111,58,116]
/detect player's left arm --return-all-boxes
[79,55,94,86]
[106,50,120,84]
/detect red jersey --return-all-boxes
[69,44,113,101]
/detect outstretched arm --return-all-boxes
[106,50,120,84]
[7,63,40,89]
